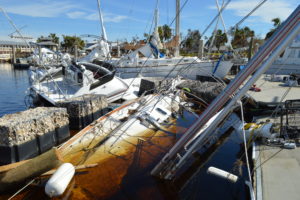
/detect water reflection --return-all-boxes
[0,63,30,117]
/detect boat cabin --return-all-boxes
[64,62,115,90]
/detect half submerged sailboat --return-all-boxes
[0,78,241,198]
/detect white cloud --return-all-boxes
[84,13,98,21]
[225,0,295,23]
[103,14,128,23]
[73,12,128,23]
[3,1,132,23]
[66,11,86,19]
[3,2,76,18]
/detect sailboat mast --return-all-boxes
[175,0,180,57]
[154,7,158,30]
[97,0,108,41]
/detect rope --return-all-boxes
[8,179,35,200]
[238,100,256,200]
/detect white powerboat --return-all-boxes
[30,62,141,106]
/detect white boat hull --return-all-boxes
[115,60,233,79]
[265,63,300,75]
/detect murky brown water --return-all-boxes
[0,64,248,200]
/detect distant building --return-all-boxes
[36,37,58,51]
[0,40,34,61]
[0,40,33,54]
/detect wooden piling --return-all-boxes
[11,45,16,64]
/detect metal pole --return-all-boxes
[151,5,300,179]
[248,37,254,61]
[174,0,180,57]
[74,45,78,62]
[38,45,42,65]
[97,0,107,41]
[198,40,204,59]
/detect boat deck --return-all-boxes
[33,77,79,102]
[253,143,300,200]
[247,75,300,103]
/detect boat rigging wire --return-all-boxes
[234,0,267,30]
[8,179,36,200]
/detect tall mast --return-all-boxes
[154,6,158,30]
[97,0,108,41]
[175,0,180,57]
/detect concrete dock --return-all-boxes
[253,143,300,200]
[247,75,300,103]
[247,75,300,200]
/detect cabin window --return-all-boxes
[298,50,300,58]
[77,72,83,84]
[288,49,296,58]
[184,59,189,62]
[156,108,167,115]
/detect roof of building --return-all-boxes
[37,41,58,46]
[0,40,30,46]
[38,37,52,41]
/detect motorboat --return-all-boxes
[30,61,141,106]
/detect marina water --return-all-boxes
[0,63,247,199]
[0,63,30,117]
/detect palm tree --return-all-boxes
[265,18,281,40]
[49,33,59,44]
[231,26,255,48]
[158,24,172,42]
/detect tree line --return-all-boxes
[37,17,281,55]
[37,34,85,53]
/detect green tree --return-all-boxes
[61,35,85,53]
[49,33,59,44]
[143,33,150,40]
[231,26,255,49]
[36,36,44,43]
[158,24,172,42]
[36,33,59,44]
[181,29,201,53]
[265,18,281,40]
[206,29,228,51]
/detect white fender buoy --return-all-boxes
[45,163,75,197]
[207,167,238,183]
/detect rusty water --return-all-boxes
[0,64,248,199]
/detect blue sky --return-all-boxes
[0,0,298,43]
